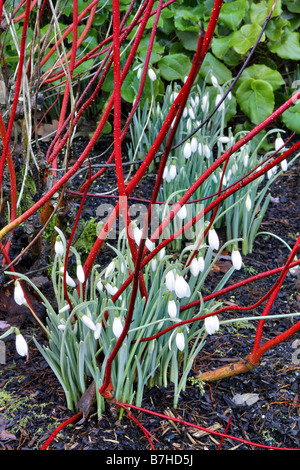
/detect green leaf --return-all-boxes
[236,78,274,124]
[219,0,249,31]
[176,31,199,51]
[281,100,300,133]
[211,35,232,60]
[265,17,289,42]
[230,23,264,55]
[158,54,191,81]
[199,52,232,84]
[268,31,300,59]
[238,64,284,91]
[285,0,300,14]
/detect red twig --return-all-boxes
[40,411,83,450]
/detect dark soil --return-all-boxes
[0,135,300,451]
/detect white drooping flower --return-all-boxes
[218,136,230,144]
[167,298,177,318]
[58,323,67,331]
[281,159,288,171]
[169,162,177,180]
[105,282,118,296]
[54,237,64,257]
[105,261,115,279]
[81,314,96,331]
[175,329,185,351]
[94,322,102,340]
[145,238,155,252]
[76,264,85,283]
[137,66,143,79]
[245,194,252,212]
[174,274,191,299]
[159,247,166,261]
[275,135,285,152]
[208,228,219,251]
[151,258,157,271]
[188,107,195,120]
[148,68,157,82]
[210,74,219,87]
[190,257,200,277]
[203,144,211,159]
[190,137,198,153]
[231,249,242,270]
[198,255,205,272]
[15,330,28,357]
[133,225,142,246]
[183,142,192,159]
[177,204,187,220]
[215,94,224,110]
[165,269,176,292]
[112,316,123,338]
[97,279,103,291]
[201,93,209,113]
[204,315,220,335]
[14,281,26,306]
[59,267,76,288]
[163,166,171,182]
[59,304,70,313]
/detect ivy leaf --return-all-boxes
[158,54,191,81]
[268,30,300,59]
[230,23,264,55]
[238,64,284,91]
[236,78,274,124]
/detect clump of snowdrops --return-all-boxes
[4,225,245,415]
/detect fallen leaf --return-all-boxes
[232,393,260,406]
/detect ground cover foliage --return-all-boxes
[0,0,300,451]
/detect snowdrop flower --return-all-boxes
[208,228,219,251]
[190,137,198,153]
[231,249,242,270]
[94,322,102,340]
[174,274,191,299]
[105,282,118,296]
[281,159,288,171]
[245,194,252,212]
[148,68,156,82]
[204,315,220,335]
[183,141,192,159]
[76,264,85,283]
[218,136,230,144]
[201,93,209,113]
[112,316,123,338]
[177,204,187,220]
[183,107,188,118]
[151,258,157,271]
[190,258,200,277]
[105,261,115,279]
[58,324,67,331]
[59,267,76,288]
[210,74,219,87]
[165,269,176,291]
[227,91,232,100]
[243,151,249,167]
[145,238,155,252]
[15,329,28,357]
[198,255,205,272]
[169,162,177,180]
[159,247,166,261]
[81,314,96,331]
[133,224,142,246]
[163,166,170,181]
[97,279,103,291]
[137,66,143,79]
[14,281,26,306]
[275,135,285,152]
[167,297,177,318]
[215,94,224,111]
[203,144,211,159]
[188,107,195,120]
[175,329,185,351]
[54,237,64,257]
[59,304,70,314]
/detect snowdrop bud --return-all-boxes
[243,152,249,167]
[77,264,85,283]
[203,144,211,159]
[190,258,200,277]
[159,247,166,261]
[163,166,170,181]
[177,204,187,220]
[218,136,230,144]
[215,94,224,110]
[15,330,28,357]
[145,239,155,252]
[183,107,188,118]
[231,249,242,270]
[198,255,205,272]
[54,237,64,257]
[190,137,198,153]
[148,68,156,82]
[194,95,200,107]
[169,162,177,180]
[275,135,285,152]
[183,142,192,159]
[112,316,123,338]
[59,304,70,313]
[94,322,102,340]
[151,258,157,271]
[188,107,195,120]
[165,269,176,291]
[105,283,118,296]
[227,91,232,100]
[59,267,76,288]
[58,324,66,331]
[97,279,103,291]
[210,74,218,87]
[208,228,219,251]
[168,298,177,318]
[267,169,273,180]
[245,194,252,212]
[201,94,209,113]
[175,329,185,351]
[14,281,26,306]
[133,225,142,246]
[137,66,143,79]
[81,315,96,331]
[281,159,288,171]
[204,315,220,335]
[105,261,115,279]
[174,274,191,299]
